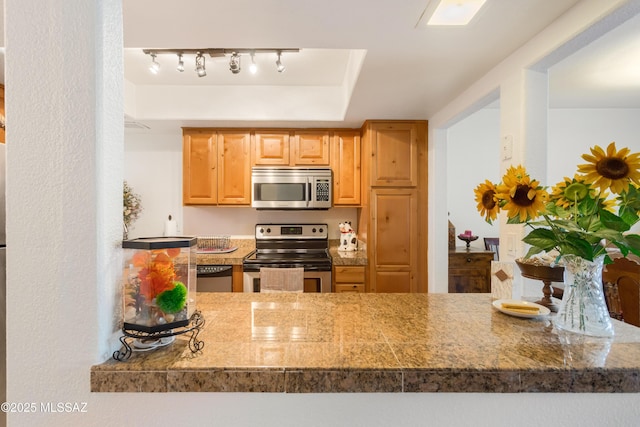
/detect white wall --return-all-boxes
[548,108,640,184]
[124,130,183,237]
[446,107,501,250]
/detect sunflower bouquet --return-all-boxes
[474,142,640,263]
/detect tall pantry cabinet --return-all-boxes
[359,121,428,293]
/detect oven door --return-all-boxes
[251,169,310,209]
[243,270,331,293]
[197,265,233,292]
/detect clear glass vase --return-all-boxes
[554,254,614,337]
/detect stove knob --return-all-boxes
[312,228,317,233]
[266,228,271,233]
[319,227,324,233]
[259,228,264,234]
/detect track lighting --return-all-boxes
[195,52,206,77]
[229,52,241,74]
[275,51,285,73]
[142,48,299,77]
[249,51,257,74]
[149,53,160,74]
[177,53,185,72]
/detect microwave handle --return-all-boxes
[307,181,312,206]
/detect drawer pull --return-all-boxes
[467,258,472,263]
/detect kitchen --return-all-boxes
[5,1,640,427]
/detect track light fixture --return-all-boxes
[149,53,160,74]
[249,51,257,74]
[229,52,241,74]
[276,51,285,73]
[143,48,299,77]
[195,52,206,77]
[177,53,185,72]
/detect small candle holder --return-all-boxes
[457,234,478,248]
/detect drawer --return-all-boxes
[334,283,365,293]
[449,253,493,269]
[334,266,365,283]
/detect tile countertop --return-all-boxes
[91,293,640,393]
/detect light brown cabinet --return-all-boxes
[292,131,330,165]
[331,131,361,205]
[183,130,217,204]
[448,248,494,293]
[253,130,330,166]
[369,122,418,187]
[333,266,365,293]
[253,131,290,165]
[217,131,251,204]
[369,188,418,292]
[183,127,363,207]
[183,129,251,205]
[359,120,427,293]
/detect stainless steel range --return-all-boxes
[242,223,332,292]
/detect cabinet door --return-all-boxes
[292,131,330,165]
[369,188,418,292]
[183,130,217,204]
[253,131,290,165]
[370,122,418,187]
[217,131,251,205]
[331,131,361,205]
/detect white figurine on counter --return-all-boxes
[338,221,358,252]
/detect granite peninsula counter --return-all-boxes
[92,293,640,393]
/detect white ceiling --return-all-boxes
[2,1,640,129]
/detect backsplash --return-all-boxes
[183,206,359,240]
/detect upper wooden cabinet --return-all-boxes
[183,130,217,205]
[331,131,361,205]
[217,131,251,205]
[292,131,330,165]
[369,122,419,187]
[253,131,290,165]
[253,130,330,166]
[183,129,251,205]
[184,127,362,206]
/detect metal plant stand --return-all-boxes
[113,311,205,361]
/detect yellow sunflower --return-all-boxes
[578,142,640,194]
[474,180,499,223]
[495,166,548,222]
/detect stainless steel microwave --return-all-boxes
[251,167,332,209]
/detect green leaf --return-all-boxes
[522,228,557,251]
[599,209,630,232]
[523,246,546,259]
[624,234,640,257]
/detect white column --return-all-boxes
[5,1,123,425]
[499,68,549,297]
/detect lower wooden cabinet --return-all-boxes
[333,266,365,293]
[448,248,494,293]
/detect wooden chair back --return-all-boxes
[602,257,640,327]
[484,238,499,261]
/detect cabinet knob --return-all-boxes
[466,258,472,263]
